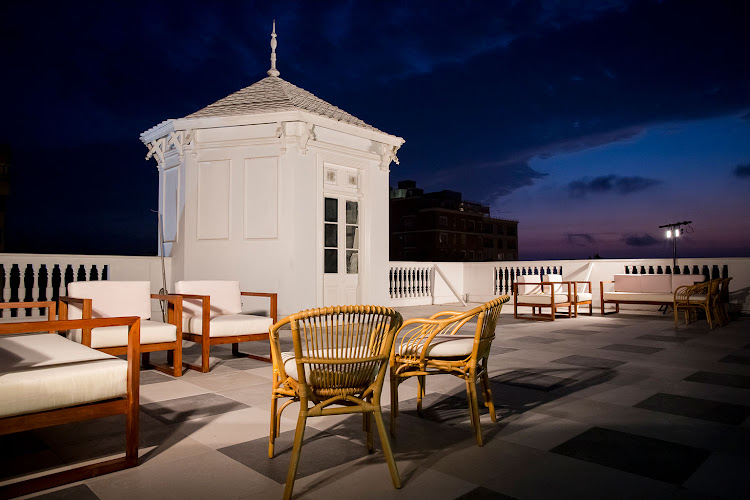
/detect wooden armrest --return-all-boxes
[174,293,209,301]
[240,291,278,323]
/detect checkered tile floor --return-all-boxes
[3,306,749,499]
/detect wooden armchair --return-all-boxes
[390,295,510,446]
[269,305,403,500]
[174,280,277,372]
[0,316,140,498]
[59,281,184,376]
[674,279,718,329]
[513,274,572,321]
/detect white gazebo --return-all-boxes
[140,25,404,315]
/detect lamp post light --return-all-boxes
[658,220,692,269]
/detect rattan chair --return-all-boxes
[714,277,733,326]
[674,279,718,329]
[269,305,403,500]
[389,295,510,446]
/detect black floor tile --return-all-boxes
[395,393,485,425]
[719,354,750,365]
[550,426,710,484]
[141,393,249,424]
[634,393,750,425]
[513,336,562,344]
[492,347,519,355]
[553,329,597,335]
[600,344,664,354]
[551,355,626,369]
[219,429,369,483]
[453,486,518,499]
[491,370,578,392]
[684,371,750,389]
[637,334,690,343]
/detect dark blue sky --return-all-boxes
[3,0,749,259]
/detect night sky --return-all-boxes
[3,0,749,260]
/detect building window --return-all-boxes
[469,251,475,260]
[402,216,416,229]
[439,232,448,244]
[468,220,475,231]
[439,216,448,228]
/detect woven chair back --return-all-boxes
[288,305,402,398]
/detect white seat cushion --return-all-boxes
[183,314,272,337]
[397,334,476,358]
[545,274,565,294]
[67,281,152,320]
[603,292,674,302]
[280,348,377,381]
[0,333,127,418]
[516,294,570,305]
[67,319,176,348]
[573,292,593,302]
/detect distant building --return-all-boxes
[390,180,518,262]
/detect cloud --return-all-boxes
[568,175,661,198]
[623,233,658,247]
[733,163,750,178]
[567,233,596,247]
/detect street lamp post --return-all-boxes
[658,220,692,269]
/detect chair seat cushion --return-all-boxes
[516,294,570,305]
[183,314,273,337]
[67,319,177,349]
[0,333,127,418]
[573,292,593,302]
[603,292,674,302]
[397,334,475,358]
[280,349,378,382]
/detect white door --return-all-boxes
[323,196,360,305]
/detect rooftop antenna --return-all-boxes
[268,20,280,77]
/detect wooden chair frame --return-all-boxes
[0,300,57,330]
[268,305,403,500]
[569,281,593,317]
[513,281,573,321]
[59,293,184,376]
[674,279,718,329]
[390,296,510,446]
[176,291,277,373]
[0,316,140,498]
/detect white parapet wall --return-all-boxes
[0,254,172,321]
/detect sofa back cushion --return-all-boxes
[516,274,542,295]
[613,274,641,292]
[641,274,672,293]
[545,274,565,294]
[671,274,702,291]
[67,281,151,320]
[175,280,242,317]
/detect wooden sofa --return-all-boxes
[0,315,140,497]
[600,274,702,314]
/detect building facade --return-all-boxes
[140,26,403,315]
[390,180,518,262]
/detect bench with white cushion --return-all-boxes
[60,280,183,376]
[513,274,573,321]
[0,317,140,497]
[600,274,701,314]
[174,280,277,372]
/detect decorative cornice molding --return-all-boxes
[145,130,194,166]
[378,143,401,172]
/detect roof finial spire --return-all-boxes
[268,20,280,77]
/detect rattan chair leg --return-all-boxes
[365,411,374,452]
[466,378,483,446]
[417,375,426,414]
[373,408,401,489]
[283,412,308,500]
[269,396,278,458]
[480,368,496,423]
[389,375,398,437]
